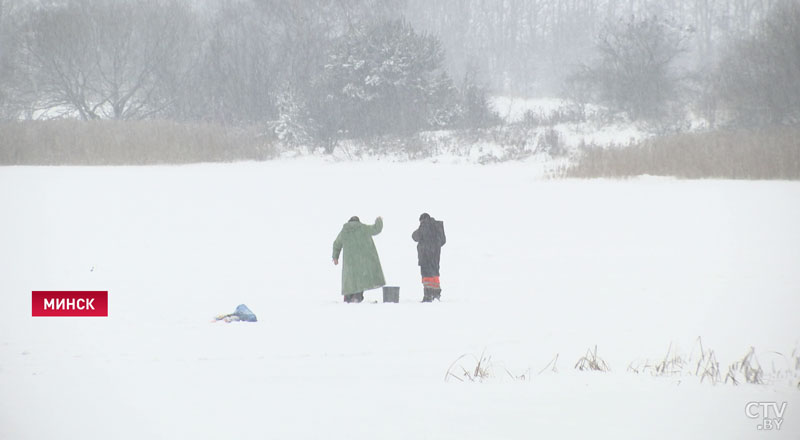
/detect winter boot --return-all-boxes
[422,288,434,303]
[431,288,442,301]
[344,292,364,303]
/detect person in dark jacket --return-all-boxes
[411,213,446,302]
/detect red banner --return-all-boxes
[32,291,108,317]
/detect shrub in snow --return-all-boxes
[628,342,686,376]
[536,128,566,156]
[458,68,500,129]
[268,88,316,149]
[574,345,610,372]
[724,347,763,385]
[445,351,494,382]
[443,340,797,386]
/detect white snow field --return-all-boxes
[1,159,799,439]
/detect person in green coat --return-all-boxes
[332,216,386,303]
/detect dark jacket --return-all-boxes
[412,217,446,276]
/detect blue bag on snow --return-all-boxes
[233,304,257,322]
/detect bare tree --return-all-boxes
[19,0,195,120]
[403,0,777,96]
[187,2,282,124]
[716,0,800,126]
[0,0,12,118]
[569,16,689,121]
[0,0,33,120]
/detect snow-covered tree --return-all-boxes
[458,66,499,128]
[268,87,316,148]
[314,19,460,139]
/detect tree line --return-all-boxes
[0,0,797,147]
[0,0,497,146]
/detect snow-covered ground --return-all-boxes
[1,159,798,439]
[490,96,651,148]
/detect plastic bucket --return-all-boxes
[382,286,400,303]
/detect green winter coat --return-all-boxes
[332,217,386,295]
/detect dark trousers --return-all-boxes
[420,264,439,278]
